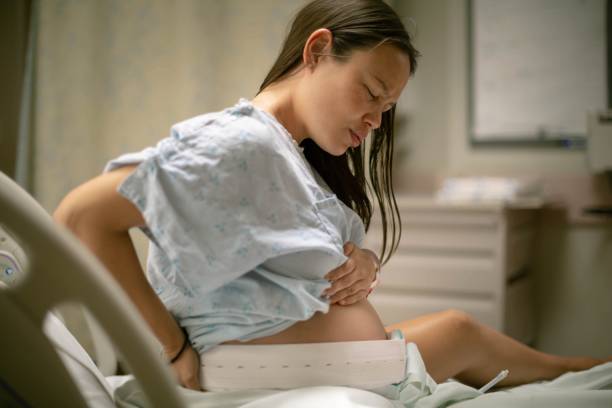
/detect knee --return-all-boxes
[442,309,479,335]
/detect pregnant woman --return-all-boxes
[53,0,609,392]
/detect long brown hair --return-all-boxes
[258,0,420,264]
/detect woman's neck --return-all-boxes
[251,77,308,144]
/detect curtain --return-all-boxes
[32,0,306,361]
[34,0,307,212]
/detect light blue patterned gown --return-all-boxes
[103,98,366,354]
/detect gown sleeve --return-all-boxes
[110,117,345,296]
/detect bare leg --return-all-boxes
[385,309,610,389]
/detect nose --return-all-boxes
[364,109,383,130]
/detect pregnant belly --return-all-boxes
[222,299,388,345]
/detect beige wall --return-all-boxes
[395,0,612,357]
[34,0,308,213]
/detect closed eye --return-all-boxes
[365,84,395,112]
[364,85,377,101]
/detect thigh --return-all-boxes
[384,309,482,383]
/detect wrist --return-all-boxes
[164,326,189,362]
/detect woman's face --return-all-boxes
[296,35,411,156]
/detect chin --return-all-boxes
[327,146,349,157]
[311,134,349,156]
[329,140,351,156]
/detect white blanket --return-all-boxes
[108,361,612,407]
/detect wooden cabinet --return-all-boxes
[365,196,541,345]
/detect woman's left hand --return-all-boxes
[322,242,379,306]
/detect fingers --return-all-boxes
[332,288,369,305]
[324,257,356,282]
[323,256,371,295]
[327,279,369,303]
[182,376,202,391]
[344,241,355,256]
[323,242,376,303]
[173,346,204,391]
[322,263,357,298]
[325,242,364,282]
[184,378,203,391]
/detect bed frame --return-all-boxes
[0,171,186,407]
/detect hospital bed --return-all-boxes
[1,170,612,408]
[0,170,185,407]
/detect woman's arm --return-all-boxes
[53,165,201,389]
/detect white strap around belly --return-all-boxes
[200,335,407,391]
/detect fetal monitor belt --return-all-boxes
[200,336,407,391]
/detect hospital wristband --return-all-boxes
[169,327,190,364]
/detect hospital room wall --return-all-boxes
[394,0,612,358]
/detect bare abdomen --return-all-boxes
[222,299,388,345]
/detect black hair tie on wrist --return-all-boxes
[169,327,190,364]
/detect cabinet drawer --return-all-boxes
[377,253,497,295]
[369,291,500,330]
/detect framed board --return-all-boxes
[468,0,608,148]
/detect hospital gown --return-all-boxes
[103,98,366,354]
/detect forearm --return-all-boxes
[55,209,185,356]
[53,167,187,356]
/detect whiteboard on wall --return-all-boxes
[469,0,607,145]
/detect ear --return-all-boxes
[302,28,334,69]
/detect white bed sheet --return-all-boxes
[107,361,612,408]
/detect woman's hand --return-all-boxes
[167,342,204,391]
[322,242,379,306]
